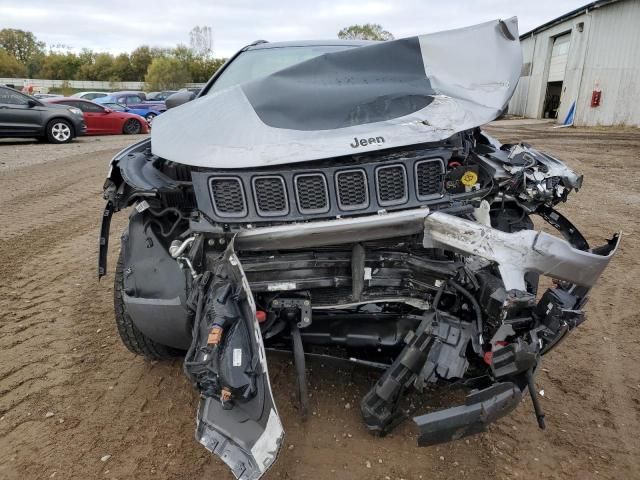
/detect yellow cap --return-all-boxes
[461,171,478,186]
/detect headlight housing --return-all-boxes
[68,107,83,116]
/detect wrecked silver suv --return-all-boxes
[99,18,619,480]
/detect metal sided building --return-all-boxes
[508,0,640,126]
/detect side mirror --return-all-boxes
[166,90,195,109]
[27,99,38,108]
[104,108,112,114]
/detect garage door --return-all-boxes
[548,33,571,82]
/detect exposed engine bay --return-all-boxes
[99,18,619,480]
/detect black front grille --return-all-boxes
[210,177,246,217]
[200,154,447,223]
[253,176,288,215]
[336,169,368,210]
[295,174,329,213]
[415,160,444,198]
[376,165,407,206]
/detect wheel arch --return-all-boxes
[46,116,76,138]
[122,117,143,134]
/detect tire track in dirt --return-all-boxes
[0,145,126,479]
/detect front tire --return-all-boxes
[123,118,142,135]
[46,119,73,143]
[114,251,181,359]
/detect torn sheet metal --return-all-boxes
[422,212,621,291]
[151,18,522,168]
[231,206,619,293]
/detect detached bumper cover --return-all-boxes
[414,382,522,446]
[186,243,284,480]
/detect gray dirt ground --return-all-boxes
[0,123,639,480]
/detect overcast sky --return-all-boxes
[1,0,589,57]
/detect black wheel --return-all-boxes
[145,113,157,125]
[123,118,142,135]
[114,251,181,359]
[46,119,73,143]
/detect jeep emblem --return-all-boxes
[350,136,385,148]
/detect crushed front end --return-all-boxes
[98,18,619,480]
[100,129,618,477]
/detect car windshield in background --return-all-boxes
[102,103,126,111]
[208,45,357,94]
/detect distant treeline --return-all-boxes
[0,27,226,89]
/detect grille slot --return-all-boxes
[376,164,407,206]
[295,173,329,214]
[335,169,368,210]
[415,159,444,199]
[210,177,247,217]
[252,176,289,216]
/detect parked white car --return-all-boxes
[71,91,109,100]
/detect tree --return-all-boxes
[190,57,226,83]
[0,27,227,83]
[39,52,82,80]
[189,26,212,58]
[25,50,44,78]
[145,56,192,90]
[112,53,134,81]
[0,29,45,64]
[337,24,394,41]
[130,46,154,80]
[94,53,116,81]
[0,49,27,77]
[171,44,224,83]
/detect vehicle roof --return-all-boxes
[0,85,47,104]
[46,97,97,103]
[110,91,144,95]
[245,39,377,51]
[1,85,23,93]
[73,91,107,94]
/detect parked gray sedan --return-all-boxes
[0,85,86,143]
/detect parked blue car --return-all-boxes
[94,99,162,124]
[102,91,166,112]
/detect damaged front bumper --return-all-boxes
[183,207,618,471]
[227,207,619,293]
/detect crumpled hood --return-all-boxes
[151,17,522,169]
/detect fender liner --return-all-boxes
[119,212,191,350]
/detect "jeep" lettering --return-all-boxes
[350,136,385,148]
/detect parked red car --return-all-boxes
[45,98,149,135]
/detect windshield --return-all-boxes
[102,102,126,111]
[208,45,358,94]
